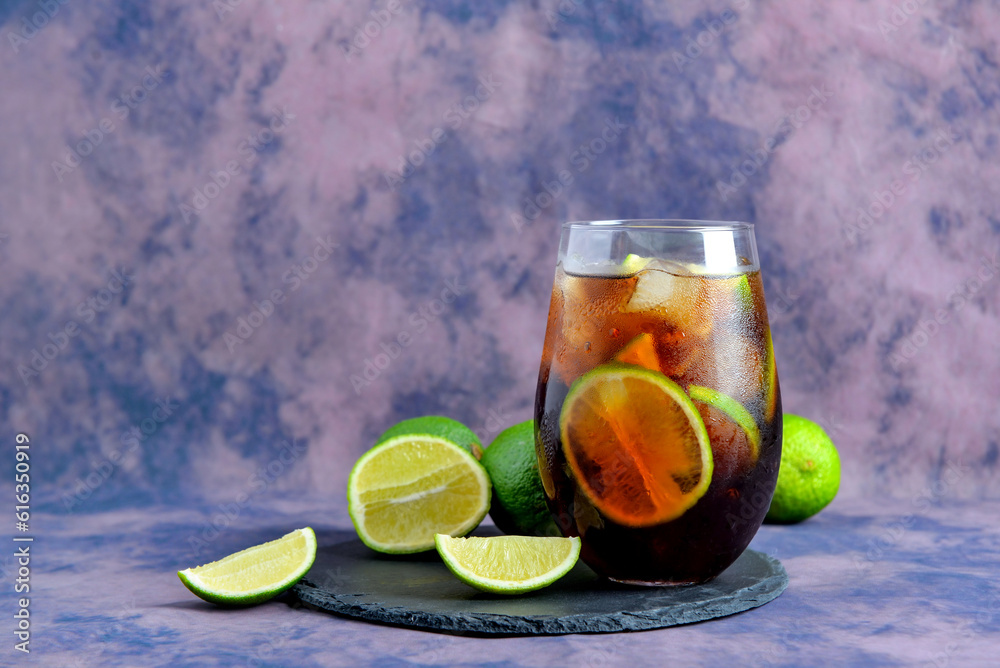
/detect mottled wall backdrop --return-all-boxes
[2,0,998,512]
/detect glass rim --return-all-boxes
[562,219,753,231]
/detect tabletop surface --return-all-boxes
[16,496,1000,667]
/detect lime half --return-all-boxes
[435,534,581,594]
[348,435,491,553]
[178,528,316,606]
[375,415,483,459]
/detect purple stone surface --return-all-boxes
[20,498,1000,665]
[1,0,999,663]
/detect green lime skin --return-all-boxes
[375,415,483,459]
[481,420,559,536]
[765,414,841,524]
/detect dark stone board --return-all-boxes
[292,533,788,636]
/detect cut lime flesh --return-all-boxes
[435,534,581,594]
[559,364,713,527]
[177,527,317,606]
[348,435,491,553]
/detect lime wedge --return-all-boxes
[688,385,761,463]
[435,534,581,594]
[621,254,650,275]
[560,364,713,527]
[348,435,491,553]
[613,332,661,372]
[177,527,316,606]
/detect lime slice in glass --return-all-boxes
[688,384,761,463]
[560,364,713,527]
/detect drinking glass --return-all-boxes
[534,220,781,585]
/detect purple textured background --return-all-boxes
[1,0,999,664]
[4,0,998,508]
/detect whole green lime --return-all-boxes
[375,416,483,459]
[481,420,558,536]
[765,414,841,524]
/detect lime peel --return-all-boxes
[765,414,841,524]
[348,435,491,554]
[481,420,557,536]
[435,534,581,594]
[688,384,761,463]
[178,527,317,606]
[374,415,484,459]
[560,364,713,527]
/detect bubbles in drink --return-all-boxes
[535,261,781,584]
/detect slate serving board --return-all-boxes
[292,533,788,636]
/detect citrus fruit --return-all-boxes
[764,333,779,422]
[374,415,483,459]
[621,253,650,275]
[726,274,753,313]
[480,420,557,536]
[348,435,491,553]
[177,528,316,606]
[434,534,581,594]
[613,332,660,372]
[559,364,713,527]
[765,414,840,524]
[688,385,760,462]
